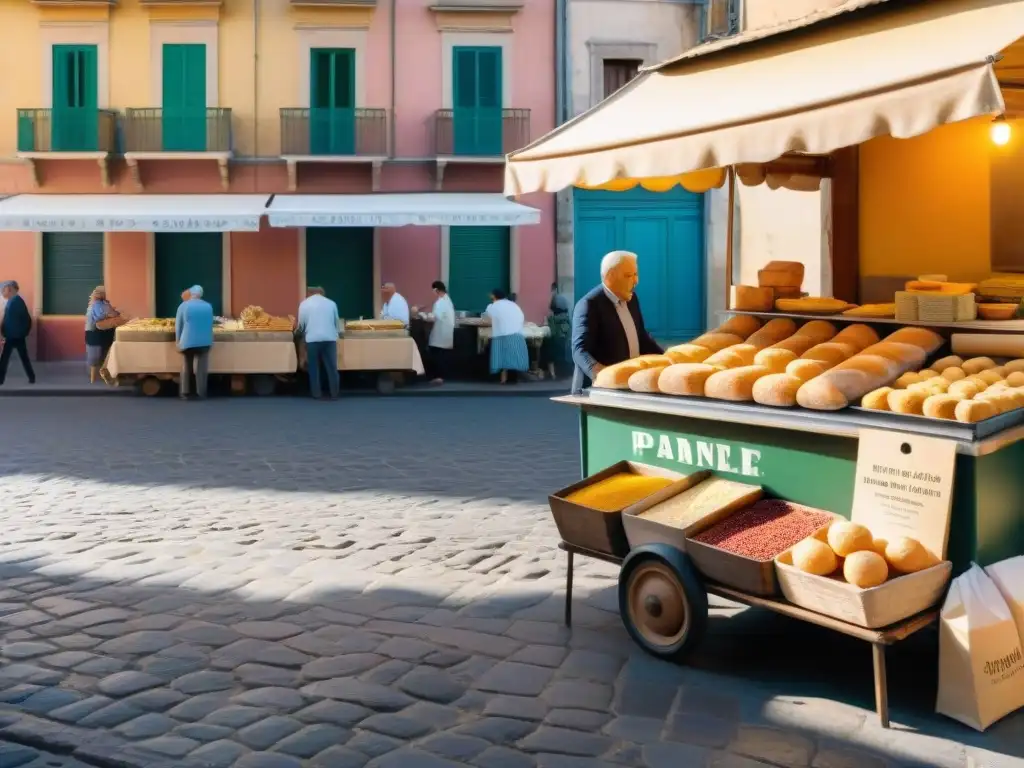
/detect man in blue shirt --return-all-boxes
[0,281,35,386]
[175,285,214,400]
[297,286,340,399]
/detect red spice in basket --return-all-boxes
[692,499,832,562]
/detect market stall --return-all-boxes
[504,0,1024,729]
[296,321,425,394]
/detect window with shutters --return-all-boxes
[704,0,741,40]
[310,48,356,155]
[602,59,641,99]
[162,44,207,152]
[42,232,104,316]
[452,46,503,156]
[448,226,511,314]
[52,45,99,151]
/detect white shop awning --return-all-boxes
[0,195,270,232]
[267,193,541,228]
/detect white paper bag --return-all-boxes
[986,556,1024,642]
[935,564,1024,731]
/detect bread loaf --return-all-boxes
[690,332,745,353]
[923,394,961,420]
[753,347,798,374]
[917,369,940,380]
[942,367,967,382]
[962,357,998,375]
[909,377,950,395]
[990,365,1007,378]
[665,344,712,364]
[796,350,905,411]
[859,342,927,369]
[1004,359,1024,375]
[1006,371,1024,387]
[704,344,758,369]
[769,334,820,356]
[948,379,982,399]
[628,366,669,393]
[786,359,828,382]
[888,389,927,415]
[793,320,838,344]
[861,387,893,410]
[977,369,1004,385]
[634,354,674,369]
[716,315,762,338]
[832,324,880,350]
[884,327,943,354]
[752,374,802,407]
[745,319,798,349]
[894,372,923,389]
[955,399,997,423]
[658,364,718,396]
[729,285,775,312]
[594,360,645,389]
[704,365,771,401]
[965,374,990,390]
[931,355,964,372]
[800,342,858,367]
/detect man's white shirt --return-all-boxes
[381,293,410,325]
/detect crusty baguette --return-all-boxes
[689,332,745,353]
[745,319,798,350]
[658,364,718,396]
[752,374,802,407]
[715,315,762,338]
[704,365,771,402]
[593,360,645,389]
[628,366,669,393]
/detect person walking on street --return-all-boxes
[175,285,214,400]
[427,280,455,386]
[297,286,340,400]
[0,281,36,386]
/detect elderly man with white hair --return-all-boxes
[380,282,410,325]
[175,284,214,400]
[570,250,662,392]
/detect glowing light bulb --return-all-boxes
[992,121,1011,146]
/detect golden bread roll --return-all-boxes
[917,369,940,380]
[791,538,838,576]
[665,344,712,364]
[860,341,927,369]
[752,373,802,407]
[990,365,1007,378]
[827,521,874,557]
[986,381,1010,392]
[689,332,745,353]
[884,327,943,354]
[908,377,950,396]
[800,342,858,367]
[795,377,848,410]
[1007,371,1024,387]
[888,389,927,415]
[703,365,771,401]
[745,319,798,350]
[658,364,718,396]
[832,324,879,350]
[593,361,645,389]
[931,355,964,373]
[769,334,819,356]
[861,387,893,410]
[923,394,961,420]
[786,359,828,383]
[716,315,762,338]
[955,398,997,423]
[704,344,758,369]
[885,537,935,574]
[941,367,966,382]
[634,354,674,369]
[962,356,997,375]
[977,369,1005,385]
[844,551,889,588]
[978,393,1018,414]
[894,372,923,389]
[793,320,838,344]
[753,347,798,374]
[872,538,889,557]
[1006,390,1024,408]
[628,366,669,393]
[947,380,981,400]
[965,374,989,391]
[1003,359,1024,375]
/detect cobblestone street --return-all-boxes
[0,397,1020,768]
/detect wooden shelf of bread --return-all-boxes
[592,314,944,413]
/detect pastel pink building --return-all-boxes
[0,0,554,360]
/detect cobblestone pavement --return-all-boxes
[0,398,1020,768]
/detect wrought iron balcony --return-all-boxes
[434,108,530,157]
[123,108,232,153]
[16,108,117,153]
[280,108,388,156]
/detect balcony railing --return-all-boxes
[434,108,530,157]
[17,108,117,153]
[280,108,388,156]
[123,108,232,153]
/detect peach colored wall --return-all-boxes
[37,318,84,361]
[229,223,300,317]
[107,232,150,319]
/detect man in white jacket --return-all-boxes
[427,280,455,385]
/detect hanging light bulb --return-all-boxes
[992,117,1012,146]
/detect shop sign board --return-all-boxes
[0,216,262,232]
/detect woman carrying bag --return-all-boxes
[85,286,127,384]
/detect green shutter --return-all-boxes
[52,45,98,151]
[305,227,374,321]
[162,44,207,151]
[452,46,502,155]
[448,226,510,315]
[309,49,355,155]
[42,232,104,316]
[154,233,223,317]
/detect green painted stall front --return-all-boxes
[580,406,1024,575]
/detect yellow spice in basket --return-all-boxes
[567,474,674,512]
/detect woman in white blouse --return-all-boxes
[483,288,529,384]
[427,280,456,385]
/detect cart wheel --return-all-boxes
[137,377,162,397]
[251,375,276,397]
[376,373,396,395]
[618,544,708,661]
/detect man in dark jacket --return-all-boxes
[571,251,661,392]
[0,281,36,385]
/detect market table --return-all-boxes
[558,541,938,729]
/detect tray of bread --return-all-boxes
[239,306,295,331]
[344,319,408,338]
[116,318,175,342]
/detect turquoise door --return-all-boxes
[452,47,502,156]
[305,227,374,320]
[154,233,224,318]
[162,44,207,151]
[52,45,98,151]
[310,49,355,155]
[573,187,705,341]
[448,226,510,314]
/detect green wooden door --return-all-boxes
[52,45,98,151]
[448,226,510,314]
[162,44,207,151]
[154,233,223,318]
[452,46,502,156]
[305,227,374,320]
[42,232,103,315]
[310,49,355,155]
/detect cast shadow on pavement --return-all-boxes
[0,552,1020,768]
